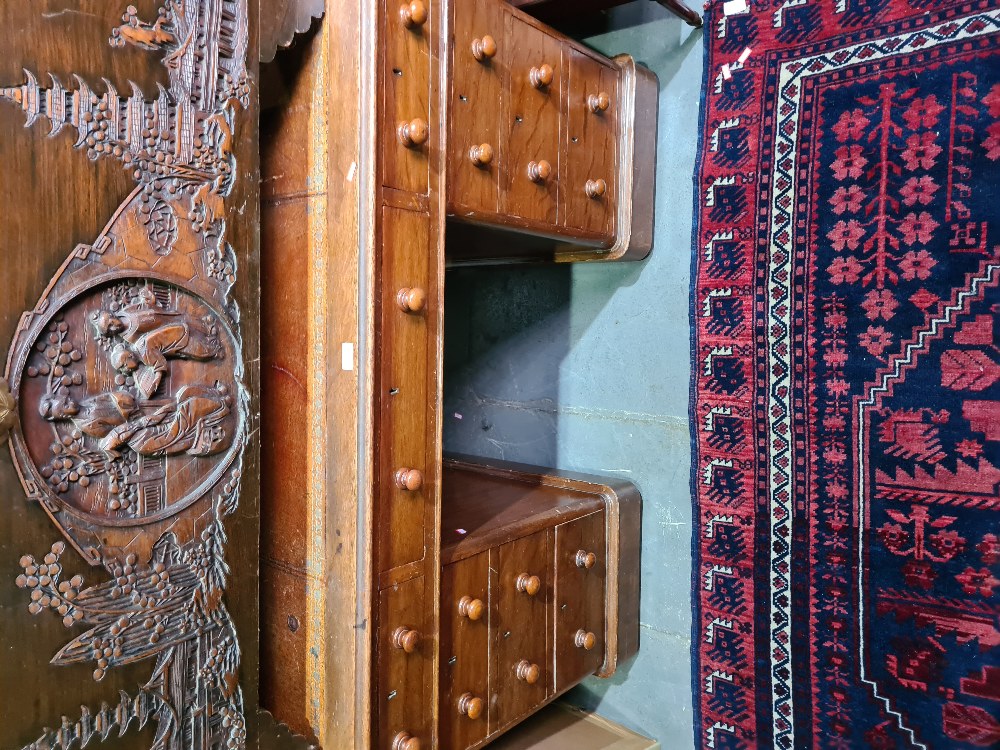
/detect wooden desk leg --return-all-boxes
[655,0,704,27]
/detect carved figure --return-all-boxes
[92,300,223,399]
[40,385,231,458]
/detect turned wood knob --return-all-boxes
[526,160,552,184]
[530,63,554,89]
[397,118,429,148]
[393,626,421,653]
[585,179,607,200]
[469,143,494,168]
[575,550,598,569]
[588,91,611,113]
[515,659,541,684]
[395,468,424,491]
[458,595,485,621]
[471,34,497,62]
[399,0,428,28]
[457,692,485,720]
[516,573,541,596]
[396,287,427,313]
[575,629,597,650]
[393,732,421,750]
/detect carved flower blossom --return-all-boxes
[859,325,893,356]
[830,184,864,214]
[833,108,871,141]
[901,132,942,170]
[899,211,940,246]
[955,567,999,597]
[902,95,945,130]
[861,289,899,321]
[900,175,939,206]
[978,534,1000,565]
[899,249,937,281]
[831,144,867,180]
[827,255,863,284]
[828,219,866,251]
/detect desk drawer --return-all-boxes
[441,551,491,749]
[554,510,606,690]
[564,51,617,238]
[378,207,432,573]
[450,0,504,215]
[492,530,551,731]
[377,575,431,750]
[502,15,561,225]
[383,0,432,194]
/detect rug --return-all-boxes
[690,1,1000,747]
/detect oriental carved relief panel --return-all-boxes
[0,1,252,748]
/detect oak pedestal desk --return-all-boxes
[260,1,657,747]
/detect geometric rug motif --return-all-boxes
[691,1,1000,747]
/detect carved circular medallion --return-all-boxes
[15,278,241,527]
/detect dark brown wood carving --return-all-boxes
[0,1,250,748]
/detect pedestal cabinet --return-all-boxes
[258,1,656,748]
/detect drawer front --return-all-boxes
[450,0,504,215]
[441,551,491,749]
[383,0,432,194]
[493,531,551,731]
[378,207,431,573]
[502,16,561,225]
[377,575,431,750]
[554,510,607,690]
[564,51,618,238]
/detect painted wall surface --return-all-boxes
[442,5,704,746]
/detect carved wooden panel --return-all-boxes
[0,2,256,748]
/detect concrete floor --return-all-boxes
[443,5,704,746]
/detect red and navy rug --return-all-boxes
[691,1,1000,747]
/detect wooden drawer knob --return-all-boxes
[458,595,485,621]
[574,629,597,650]
[471,34,497,62]
[530,63,554,89]
[394,468,424,491]
[575,550,598,569]
[515,659,541,685]
[469,143,494,168]
[588,91,611,113]
[396,287,427,313]
[516,573,541,596]
[393,626,422,653]
[397,118,429,148]
[585,179,607,200]
[393,732,421,750]
[399,0,428,28]
[457,692,485,720]
[526,160,552,184]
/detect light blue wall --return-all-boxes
[443,5,704,746]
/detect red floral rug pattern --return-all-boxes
[691,1,1000,747]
